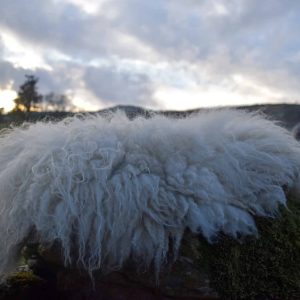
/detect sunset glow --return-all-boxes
[0,89,17,113]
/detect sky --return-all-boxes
[0,0,300,112]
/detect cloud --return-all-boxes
[0,0,300,110]
[84,66,156,107]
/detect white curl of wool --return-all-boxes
[0,109,300,276]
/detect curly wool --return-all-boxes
[0,109,300,276]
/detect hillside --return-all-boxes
[1,103,300,130]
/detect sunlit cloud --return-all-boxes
[232,74,284,100]
[67,88,103,112]
[154,72,288,110]
[154,86,258,110]
[208,0,230,16]
[62,0,107,15]
[0,31,52,71]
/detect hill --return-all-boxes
[1,103,300,129]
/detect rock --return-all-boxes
[0,271,48,300]
[1,232,219,300]
[1,199,300,299]
[55,267,218,300]
[33,231,218,299]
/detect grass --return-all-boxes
[197,198,300,300]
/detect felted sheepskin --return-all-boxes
[0,109,299,276]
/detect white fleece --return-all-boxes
[0,109,299,275]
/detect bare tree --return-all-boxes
[42,92,74,112]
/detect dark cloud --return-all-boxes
[84,66,155,106]
[113,0,300,64]
[0,0,159,61]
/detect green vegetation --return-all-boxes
[4,271,44,287]
[0,271,45,299]
[198,198,300,300]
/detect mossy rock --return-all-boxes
[13,199,300,300]
[4,271,44,287]
[0,271,45,299]
[198,198,300,300]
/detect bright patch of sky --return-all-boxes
[0,81,17,112]
[1,31,52,71]
[63,0,107,15]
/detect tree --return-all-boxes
[14,75,42,113]
[42,92,74,112]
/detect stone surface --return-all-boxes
[1,200,300,300]
[0,232,219,300]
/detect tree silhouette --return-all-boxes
[14,75,42,113]
[42,92,74,112]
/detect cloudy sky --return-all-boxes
[0,0,300,112]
